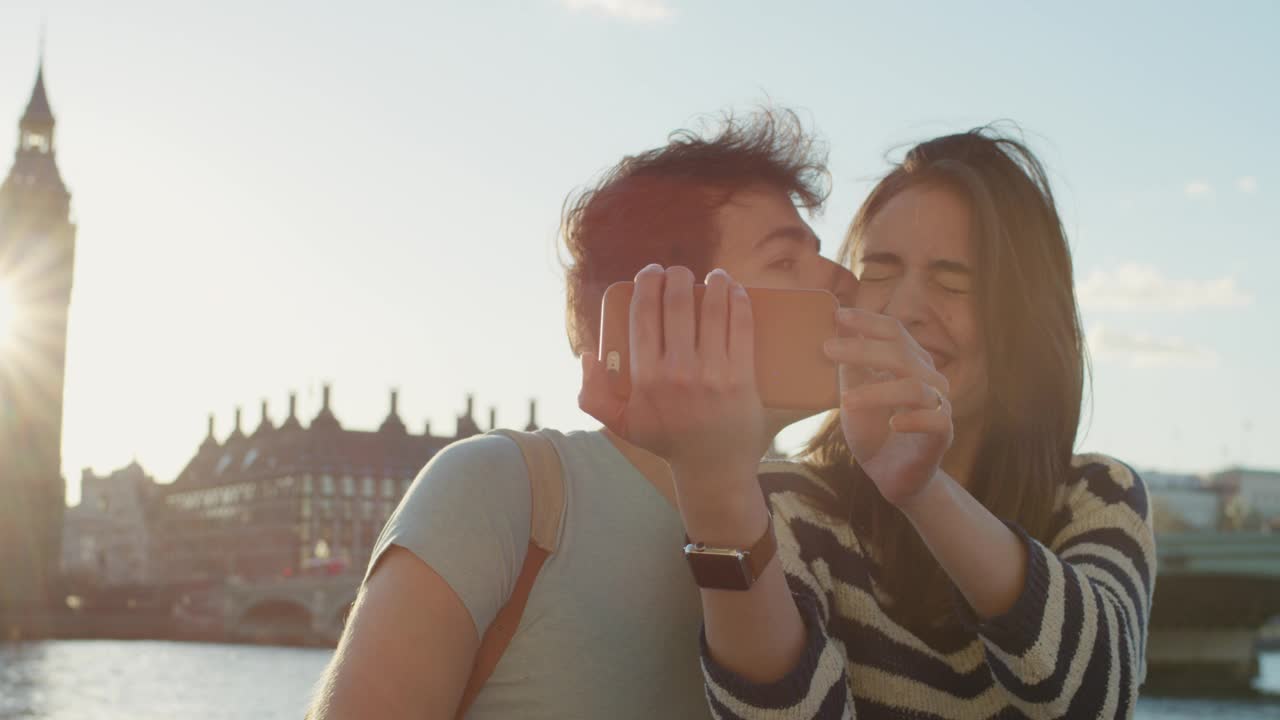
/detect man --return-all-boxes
[308,108,855,719]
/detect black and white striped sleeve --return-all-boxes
[698,468,856,720]
[954,454,1156,719]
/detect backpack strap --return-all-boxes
[455,429,566,719]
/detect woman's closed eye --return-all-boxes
[858,270,896,282]
[856,259,899,283]
[934,273,972,295]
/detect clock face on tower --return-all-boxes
[21,130,49,153]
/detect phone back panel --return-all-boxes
[598,282,839,412]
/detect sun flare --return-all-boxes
[0,279,16,353]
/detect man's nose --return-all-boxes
[817,257,858,306]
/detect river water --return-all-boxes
[0,640,1277,718]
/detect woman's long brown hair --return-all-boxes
[803,127,1089,629]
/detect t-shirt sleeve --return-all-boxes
[364,433,531,636]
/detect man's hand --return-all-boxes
[580,264,769,509]
[578,351,628,436]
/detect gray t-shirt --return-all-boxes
[366,429,711,720]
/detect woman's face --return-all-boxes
[853,184,988,423]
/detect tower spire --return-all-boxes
[252,399,274,437]
[199,413,219,451]
[525,399,539,432]
[378,388,407,434]
[21,49,54,131]
[309,383,341,431]
[279,391,303,431]
[226,406,246,443]
[7,44,60,191]
[455,393,481,438]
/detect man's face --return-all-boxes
[708,184,857,433]
[708,184,855,300]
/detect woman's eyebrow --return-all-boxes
[860,251,902,267]
[860,253,971,275]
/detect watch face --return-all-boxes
[684,548,753,591]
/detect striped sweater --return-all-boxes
[702,454,1156,720]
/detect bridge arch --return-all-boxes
[238,598,313,644]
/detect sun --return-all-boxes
[0,279,15,353]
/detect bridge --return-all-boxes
[189,573,362,646]
[1147,532,1280,692]
[201,532,1280,691]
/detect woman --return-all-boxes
[606,128,1154,718]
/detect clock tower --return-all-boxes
[0,56,76,624]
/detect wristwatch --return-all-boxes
[683,515,777,591]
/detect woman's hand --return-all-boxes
[824,308,953,508]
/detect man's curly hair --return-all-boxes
[560,108,830,355]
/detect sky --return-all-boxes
[0,0,1276,505]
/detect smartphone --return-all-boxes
[598,281,840,412]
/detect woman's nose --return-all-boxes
[883,278,930,327]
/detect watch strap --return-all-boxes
[684,514,777,590]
